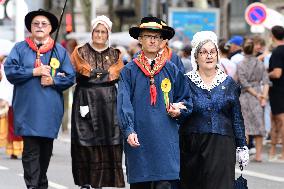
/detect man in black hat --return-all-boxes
[117,17,192,189]
[4,9,75,189]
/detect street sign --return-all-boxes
[245,3,267,26]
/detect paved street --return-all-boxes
[0,132,283,189]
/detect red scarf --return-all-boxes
[134,51,168,105]
[25,37,54,68]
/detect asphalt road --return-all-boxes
[0,132,283,189]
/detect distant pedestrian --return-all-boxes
[252,35,266,58]
[268,25,284,161]
[180,45,192,73]
[4,9,75,189]
[218,40,237,80]
[237,37,269,162]
[227,35,244,66]
[160,38,186,74]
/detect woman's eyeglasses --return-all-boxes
[199,49,218,57]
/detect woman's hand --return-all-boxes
[259,94,267,107]
[255,93,267,107]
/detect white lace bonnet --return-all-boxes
[190,31,220,71]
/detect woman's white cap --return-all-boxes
[91,15,112,34]
[190,31,219,71]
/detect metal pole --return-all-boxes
[48,0,68,65]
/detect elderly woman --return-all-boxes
[179,31,248,189]
[70,15,125,189]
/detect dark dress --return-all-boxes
[71,43,125,188]
[269,45,284,115]
[180,69,246,189]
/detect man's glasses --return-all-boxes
[198,49,218,57]
[141,34,162,41]
[31,22,51,28]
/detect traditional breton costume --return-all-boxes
[180,31,247,189]
[70,15,125,188]
[4,9,75,189]
[117,17,192,188]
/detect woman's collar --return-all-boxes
[186,67,227,91]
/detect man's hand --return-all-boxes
[33,65,51,77]
[167,102,186,118]
[127,133,140,147]
[41,75,54,86]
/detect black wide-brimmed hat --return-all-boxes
[129,17,175,40]
[25,9,58,34]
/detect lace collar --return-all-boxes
[186,68,227,91]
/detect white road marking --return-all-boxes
[0,165,9,170]
[48,181,68,189]
[18,173,68,189]
[236,169,284,182]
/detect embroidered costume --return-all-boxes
[118,52,191,184]
[70,15,125,188]
[117,17,192,185]
[180,31,246,189]
[71,44,125,188]
[4,40,75,138]
[4,9,75,189]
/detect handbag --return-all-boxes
[234,165,248,189]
